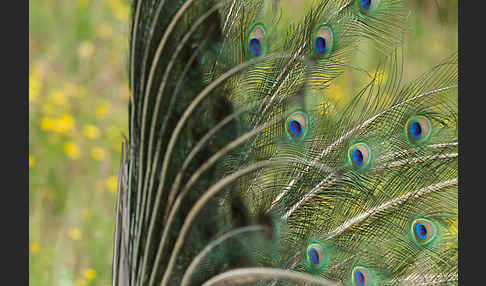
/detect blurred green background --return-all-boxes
[29,1,457,285]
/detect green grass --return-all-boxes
[28,1,457,285]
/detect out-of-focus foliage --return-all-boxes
[29,0,130,285]
[28,0,457,285]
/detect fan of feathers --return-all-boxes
[112,0,458,285]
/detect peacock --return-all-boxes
[112,0,458,285]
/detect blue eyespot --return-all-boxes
[416,222,427,240]
[360,0,371,10]
[247,24,265,58]
[359,0,377,15]
[410,120,422,139]
[286,111,308,141]
[406,116,431,145]
[411,218,436,245]
[314,37,327,55]
[355,270,365,286]
[289,119,302,137]
[249,38,262,57]
[348,143,371,169]
[310,248,319,264]
[306,243,325,269]
[352,148,364,166]
[352,267,371,286]
[312,25,333,57]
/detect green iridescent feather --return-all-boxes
[112,1,457,285]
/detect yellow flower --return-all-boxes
[106,176,118,195]
[78,41,95,60]
[91,147,106,161]
[49,89,68,106]
[54,114,75,135]
[95,100,110,120]
[68,227,82,240]
[29,155,35,168]
[108,0,130,21]
[64,141,81,160]
[83,268,97,280]
[29,241,41,254]
[82,208,93,222]
[77,0,90,9]
[40,117,55,131]
[83,125,100,140]
[29,73,42,102]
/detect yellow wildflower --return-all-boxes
[108,0,130,21]
[29,73,42,102]
[40,117,55,131]
[68,227,82,240]
[83,125,100,140]
[106,176,118,195]
[83,268,97,280]
[49,89,68,106]
[95,100,110,120]
[82,208,93,222]
[29,155,35,168]
[29,241,41,254]
[91,147,106,161]
[77,0,90,9]
[64,141,81,160]
[54,114,75,134]
[78,41,95,60]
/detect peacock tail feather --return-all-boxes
[112,0,458,285]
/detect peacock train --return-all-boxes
[112,0,458,285]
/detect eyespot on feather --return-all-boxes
[352,266,371,286]
[358,0,378,15]
[247,24,265,58]
[306,243,326,270]
[285,111,308,141]
[411,218,437,245]
[312,25,333,57]
[406,115,432,145]
[348,143,371,170]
